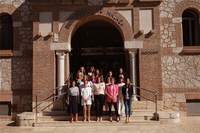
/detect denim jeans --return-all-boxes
[124,97,132,117]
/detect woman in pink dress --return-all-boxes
[105,78,119,122]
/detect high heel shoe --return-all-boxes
[99,117,102,122]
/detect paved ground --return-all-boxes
[0,117,200,133]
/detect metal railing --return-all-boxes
[35,73,73,122]
[132,85,158,121]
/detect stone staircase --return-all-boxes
[34,110,159,127]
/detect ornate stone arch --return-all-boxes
[173,0,200,18]
[59,7,134,43]
[0,4,21,21]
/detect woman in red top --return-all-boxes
[105,78,119,122]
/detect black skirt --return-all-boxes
[69,96,78,114]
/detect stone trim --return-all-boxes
[50,43,71,52]
[158,111,180,124]
[124,41,143,50]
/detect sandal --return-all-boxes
[117,117,119,122]
[70,120,73,123]
[99,117,102,122]
[110,117,112,122]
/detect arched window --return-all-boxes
[0,14,13,50]
[182,10,199,46]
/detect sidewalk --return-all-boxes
[0,117,199,133]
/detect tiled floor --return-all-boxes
[0,117,200,133]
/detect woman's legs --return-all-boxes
[94,95,100,119]
[75,113,78,121]
[124,98,128,121]
[83,105,86,121]
[113,102,119,117]
[71,114,73,121]
[128,97,133,119]
[113,102,119,121]
[87,105,91,121]
[117,96,121,115]
[107,102,112,121]
[99,95,105,117]
[121,96,125,114]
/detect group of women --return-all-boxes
[67,66,133,123]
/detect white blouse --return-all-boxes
[117,83,125,97]
[81,87,92,106]
[93,83,105,95]
[79,81,93,90]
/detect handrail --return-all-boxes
[35,73,73,122]
[132,85,158,121]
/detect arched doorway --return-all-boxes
[70,20,126,80]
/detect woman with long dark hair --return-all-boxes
[118,68,127,82]
[92,77,105,122]
[95,69,101,80]
[122,78,133,122]
[88,66,95,81]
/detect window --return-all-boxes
[0,102,11,115]
[182,10,199,46]
[0,14,13,50]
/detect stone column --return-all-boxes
[129,50,138,101]
[124,41,143,101]
[56,50,66,94]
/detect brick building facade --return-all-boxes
[0,0,200,120]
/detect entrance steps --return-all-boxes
[34,110,158,127]
[34,120,159,127]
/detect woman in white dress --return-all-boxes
[117,77,125,116]
[81,80,92,122]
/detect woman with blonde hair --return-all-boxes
[76,72,82,88]
[78,66,86,79]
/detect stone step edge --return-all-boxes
[41,110,155,112]
[34,120,159,124]
[34,119,159,124]
[38,115,155,118]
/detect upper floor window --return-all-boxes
[182,10,199,46]
[0,14,13,50]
